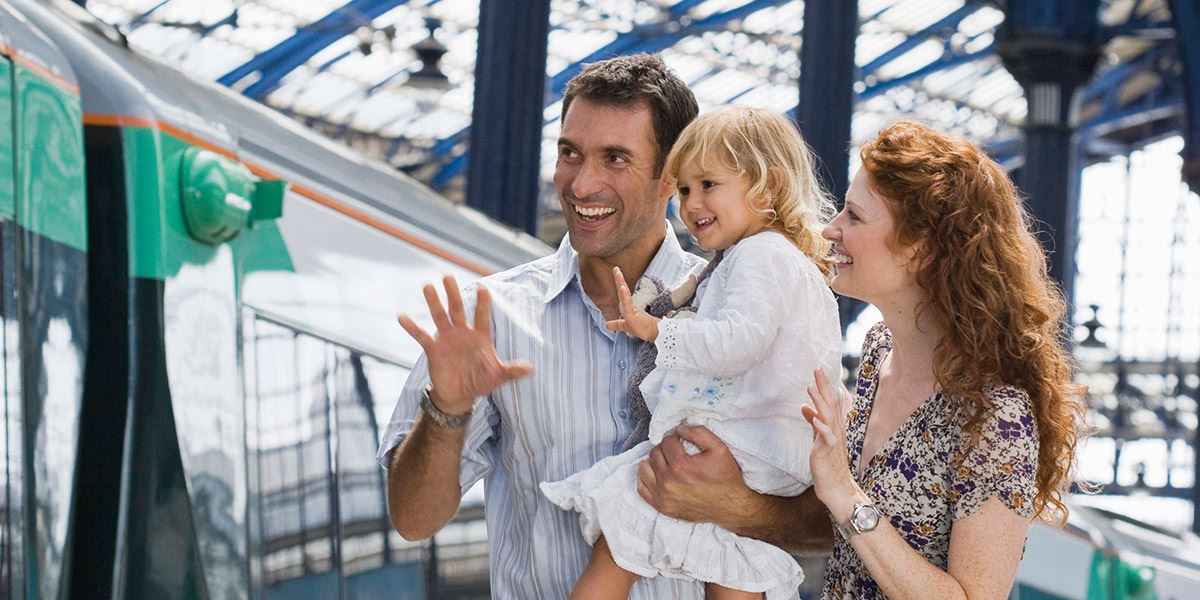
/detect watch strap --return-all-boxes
[420,386,472,428]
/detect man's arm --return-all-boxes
[636,425,834,555]
[384,276,532,540]
[385,389,471,541]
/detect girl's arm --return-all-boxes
[803,370,1033,600]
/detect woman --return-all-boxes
[636,120,1087,599]
[799,120,1086,599]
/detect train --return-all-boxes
[1,0,1200,599]
[0,0,545,598]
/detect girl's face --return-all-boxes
[675,160,770,251]
[822,170,921,304]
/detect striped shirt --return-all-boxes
[378,226,707,598]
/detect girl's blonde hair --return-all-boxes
[664,106,835,278]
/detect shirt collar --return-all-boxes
[542,221,687,304]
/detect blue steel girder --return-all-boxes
[1165,0,1200,192]
[426,0,788,186]
[218,0,409,100]
[427,0,991,180]
[420,0,1191,191]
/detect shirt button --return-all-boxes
[618,410,628,419]
[618,360,627,370]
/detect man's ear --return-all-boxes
[656,171,676,202]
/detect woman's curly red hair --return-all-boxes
[860,121,1086,522]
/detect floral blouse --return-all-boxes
[822,322,1038,600]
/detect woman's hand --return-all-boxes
[605,266,661,342]
[801,368,864,522]
[635,425,756,524]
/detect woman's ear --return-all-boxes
[904,240,932,273]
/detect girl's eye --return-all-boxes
[701,180,716,190]
[677,186,690,196]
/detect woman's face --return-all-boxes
[822,170,921,305]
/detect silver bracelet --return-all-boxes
[419,386,472,428]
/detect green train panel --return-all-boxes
[0,2,89,599]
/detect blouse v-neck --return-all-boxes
[851,335,942,483]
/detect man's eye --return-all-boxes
[609,154,629,164]
[559,147,578,159]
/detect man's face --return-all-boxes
[553,98,672,261]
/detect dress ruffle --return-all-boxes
[540,441,802,600]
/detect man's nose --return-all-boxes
[570,160,604,199]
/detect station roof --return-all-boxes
[82,0,1186,197]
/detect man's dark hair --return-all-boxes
[561,53,699,177]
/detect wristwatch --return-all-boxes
[835,502,881,539]
[420,386,472,428]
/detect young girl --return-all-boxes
[540,106,842,600]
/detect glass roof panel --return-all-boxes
[82,0,1170,213]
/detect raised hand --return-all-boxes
[801,368,857,510]
[604,266,661,342]
[397,275,533,416]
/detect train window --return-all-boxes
[0,54,12,217]
[246,316,490,599]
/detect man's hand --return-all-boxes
[635,425,755,525]
[397,275,533,415]
[605,266,661,342]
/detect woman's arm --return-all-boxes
[804,369,1031,600]
[822,479,1029,599]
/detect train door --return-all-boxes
[8,30,87,600]
[0,43,20,600]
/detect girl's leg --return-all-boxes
[704,583,765,600]
[570,535,640,600]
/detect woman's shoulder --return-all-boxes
[982,383,1036,422]
[860,321,891,356]
[949,383,1037,450]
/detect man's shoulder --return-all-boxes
[474,253,560,294]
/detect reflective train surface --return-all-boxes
[2,1,1200,599]
[0,0,546,598]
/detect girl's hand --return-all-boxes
[605,266,661,342]
[801,368,863,521]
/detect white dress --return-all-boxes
[540,231,842,600]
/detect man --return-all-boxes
[378,54,836,598]
[377,53,708,598]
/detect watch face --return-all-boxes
[853,505,880,531]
